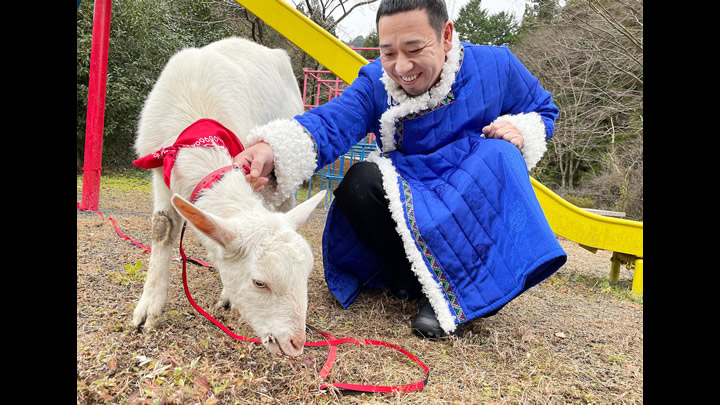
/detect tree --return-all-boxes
[512,0,643,218]
[361,30,380,60]
[292,0,378,33]
[78,0,381,172]
[454,0,519,46]
[77,0,185,172]
[77,0,252,172]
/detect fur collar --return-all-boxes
[378,31,462,153]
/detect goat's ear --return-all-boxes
[171,194,236,248]
[285,189,327,230]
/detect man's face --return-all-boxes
[378,9,453,96]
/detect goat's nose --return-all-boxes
[290,332,306,353]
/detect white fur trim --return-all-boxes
[246,118,317,207]
[366,151,458,333]
[378,31,462,153]
[490,112,548,171]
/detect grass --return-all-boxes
[77,173,643,404]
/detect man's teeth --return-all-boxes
[402,73,418,82]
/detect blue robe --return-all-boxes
[293,40,567,332]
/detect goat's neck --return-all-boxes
[193,170,264,220]
[172,147,262,217]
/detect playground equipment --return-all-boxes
[531,179,643,293]
[235,0,643,294]
[301,47,378,209]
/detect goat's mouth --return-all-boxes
[262,334,287,356]
[262,334,303,357]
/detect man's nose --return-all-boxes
[395,54,413,75]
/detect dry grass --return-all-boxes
[77,174,642,404]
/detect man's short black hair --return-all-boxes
[375,0,449,39]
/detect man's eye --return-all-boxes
[409,49,421,54]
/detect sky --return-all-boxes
[329,0,531,42]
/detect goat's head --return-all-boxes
[170,190,327,357]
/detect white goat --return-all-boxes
[132,37,325,357]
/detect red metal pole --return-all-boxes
[79,0,112,211]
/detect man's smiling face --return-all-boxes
[378,8,453,96]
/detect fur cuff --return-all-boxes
[491,112,548,171]
[246,118,317,207]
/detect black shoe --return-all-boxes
[389,286,423,301]
[411,301,459,339]
[387,277,423,301]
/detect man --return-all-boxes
[234,0,567,338]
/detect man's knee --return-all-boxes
[334,161,387,218]
[334,161,383,201]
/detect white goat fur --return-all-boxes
[132,37,325,357]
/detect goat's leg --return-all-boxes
[133,171,182,330]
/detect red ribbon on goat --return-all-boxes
[79,205,430,394]
[132,118,249,189]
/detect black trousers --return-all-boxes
[333,161,422,292]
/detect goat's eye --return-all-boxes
[253,279,267,288]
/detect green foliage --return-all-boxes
[517,0,561,37]
[341,31,380,61]
[77,0,249,173]
[361,30,380,60]
[118,260,146,285]
[564,195,595,209]
[454,0,519,46]
[77,0,333,174]
[346,34,366,48]
[78,0,183,172]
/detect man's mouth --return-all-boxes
[401,73,419,82]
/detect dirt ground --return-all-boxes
[77,175,642,404]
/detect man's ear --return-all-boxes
[442,21,454,53]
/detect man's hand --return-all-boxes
[482,121,524,151]
[234,141,275,192]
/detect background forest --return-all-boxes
[77,0,643,220]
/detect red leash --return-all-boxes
[80,204,430,393]
[178,224,429,393]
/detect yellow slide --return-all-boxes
[235,0,643,294]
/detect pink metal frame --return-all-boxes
[301,46,379,111]
[302,46,379,208]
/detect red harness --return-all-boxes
[119,118,429,393]
[189,163,249,202]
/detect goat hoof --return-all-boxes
[133,302,162,331]
[132,310,146,329]
[143,316,161,330]
[133,314,161,331]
